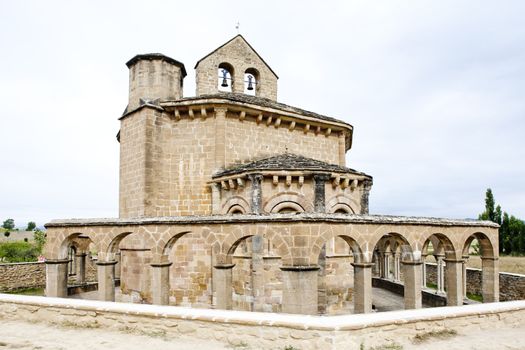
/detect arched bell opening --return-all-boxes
[244,67,259,96]
[218,62,234,92]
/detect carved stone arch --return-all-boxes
[221,196,250,214]
[419,232,458,260]
[263,191,312,213]
[460,230,497,258]
[50,231,97,260]
[310,227,365,264]
[326,194,357,214]
[98,231,134,261]
[369,230,416,262]
[218,226,292,265]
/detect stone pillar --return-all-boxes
[421,255,427,288]
[248,174,263,214]
[75,253,87,284]
[115,251,121,280]
[462,255,469,299]
[45,259,69,298]
[402,261,422,309]
[481,257,499,302]
[280,266,319,315]
[211,182,221,214]
[251,236,265,312]
[445,259,463,306]
[384,252,391,280]
[352,263,373,314]
[378,253,385,278]
[393,253,401,282]
[313,174,331,213]
[435,255,445,293]
[360,179,373,214]
[214,107,227,169]
[97,260,117,302]
[151,261,172,305]
[213,264,234,310]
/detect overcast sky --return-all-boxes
[1,1,524,227]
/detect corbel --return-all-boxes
[274,117,281,128]
[200,108,207,119]
[285,175,292,187]
[342,177,350,189]
[304,124,310,134]
[174,109,181,121]
[351,179,358,190]
[288,121,296,131]
[228,179,235,189]
[239,111,246,122]
[315,125,321,135]
[325,128,332,137]
[221,181,229,190]
[333,175,341,188]
[273,175,279,186]
[188,109,195,119]
[266,115,273,126]
[237,177,245,188]
[256,114,263,125]
[298,176,304,187]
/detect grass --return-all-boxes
[413,329,457,344]
[4,287,45,296]
[467,292,483,302]
[369,343,403,350]
[466,255,525,274]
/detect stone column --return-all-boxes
[45,259,69,298]
[402,261,422,309]
[481,257,499,302]
[384,252,391,280]
[352,263,373,314]
[462,255,469,299]
[211,182,221,214]
[313,174,331,213]
[248,174,263,214]
[445,259,463,306]
[97,260,117,302]
[75,253,87,284]
[213,264,235,310]
[393,253,401,282]
[421,255,427,288]
[115,251,121,280]
[251,236,265,312]
[378,253,385,278]
[214,107,227,169]
[360,179,373,214]
[151,261,172,305]
[435,255,445,293]
[280,266,319,315]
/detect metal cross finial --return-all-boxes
[236,21,240,34]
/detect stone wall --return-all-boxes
[0,262,45,291]
[1,294,524,350]
[425,263,525,301]
[0,257,98,292]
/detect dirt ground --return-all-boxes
[0,319,523,350]
[466,255,525,274]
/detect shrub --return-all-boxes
[0,241,40,262]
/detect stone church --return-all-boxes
[44,35,499,315]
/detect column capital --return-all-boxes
[443,258,463,263]
[214,263,236,270]
[351,262,374,268]
[313,173,331,182]
[150,262,173,268]
[280,265,320,272]
[401,260,423,266]
[45,259,69,265]
[75,253,87,258]
[96,260,118,266]
[248,173,264,182]
[480,256,499,261]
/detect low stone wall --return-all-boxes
[426,263,525,301]
[0,294,524,349]
[0,262,46,291]
[0,258,98,292]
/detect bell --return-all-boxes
[220,69,229,87]
[247,75,254,91]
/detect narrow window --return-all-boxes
[218,63,234,92]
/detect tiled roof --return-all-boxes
[213,153,371,178]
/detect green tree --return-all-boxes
[33,230,46,252]
[26,221,36,231]
[2,218,15,230]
